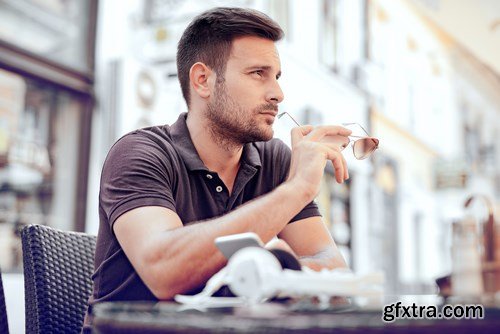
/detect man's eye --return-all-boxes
[252,70,264,77]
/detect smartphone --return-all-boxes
[215,232,264,260]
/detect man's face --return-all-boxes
[205,36,284,145]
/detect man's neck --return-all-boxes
[185,111,243,175]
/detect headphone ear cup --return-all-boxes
[225,247,283,299]
[268,248,302,271]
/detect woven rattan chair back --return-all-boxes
[0,267,9,334]
[21,224,96,334]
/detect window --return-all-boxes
[0,0,95,73]
[319,0,339,71]
[0,68,88,272]
[268,0,291,41]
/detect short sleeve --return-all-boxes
[99,132,177,228]
[272,139,322,223]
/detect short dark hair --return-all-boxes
[176,7,284,107]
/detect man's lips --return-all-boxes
[260,110,278,117]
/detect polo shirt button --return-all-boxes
[216,186,223,193]
[206,174,213,180]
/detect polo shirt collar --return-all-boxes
[169,113,262,172]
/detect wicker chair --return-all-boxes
[21,224,96,334]
[0,267,9,334]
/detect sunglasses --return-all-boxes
[277,112,379,160]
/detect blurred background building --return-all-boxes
[0,0,97,266]
[0,0,499,331]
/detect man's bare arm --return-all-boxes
[114,180,309,300]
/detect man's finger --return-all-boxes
[306,125,352,142]
[322,143,343,153]
[342,154,349,181]
[290,125,314,146]
[325,149,345,183]
[323,143,349,181]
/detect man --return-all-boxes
[88,6,351,315]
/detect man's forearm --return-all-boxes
[150,180,311,299]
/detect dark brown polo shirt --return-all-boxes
[90,112,321,306]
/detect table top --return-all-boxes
[92,295,500,334]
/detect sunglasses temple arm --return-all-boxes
[342,122,371,137]
[282,119,375,140]
[357,124,371,137]
[278,112,302,127]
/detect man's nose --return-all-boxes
[266,81,284,105]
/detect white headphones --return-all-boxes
[175,247,384,306]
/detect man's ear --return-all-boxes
[189,62,214,99]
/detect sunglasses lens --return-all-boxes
[353,138,379,159]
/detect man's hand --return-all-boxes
[287,125,352,202]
